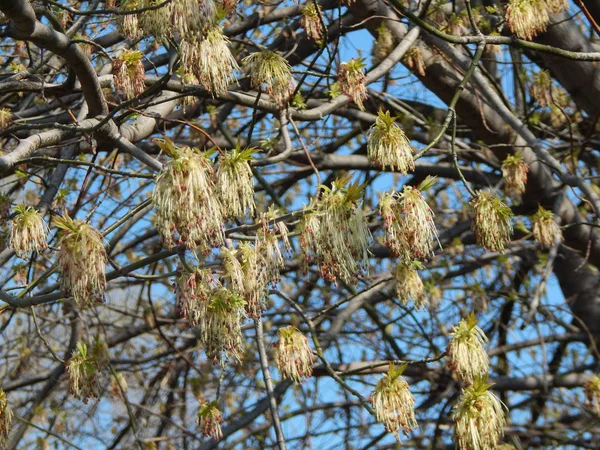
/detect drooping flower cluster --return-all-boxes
[175,268,215,326]
[171,0,217,37]
[501,153,529,199]
[453,377,506,450]
[275,326,315,383]
[301,3,323,41]
[202,287,246,361]
[9,205,48,258]
[394,262,427,310]
[403,47,426,77]
[470,191,513,252]
[584,375,600,416]
[55,214,107,307]
[372,23,394,62]
[379,178,439,262]
[367,110,414,174]
[152,139,224,252]
[529,70,554,106]
[243,51,295,106]
[257,207,291,284]
[113,50,145,100]
[66,342,100,404]
[117,0,142,39]
[215,145,255,218]
[532,205,562,247]
[138,0,172,39]
[505,0,566,40]
[0,107,12,130]
[300,176,371,284]
[0,389,12,448]
[371,364,417,442]
[197,400,223,440]
[447,313,489,384]
[338,58,368,110]
[180,27,239,97]
[176,268,246,360]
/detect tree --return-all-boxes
[0,0,599,447]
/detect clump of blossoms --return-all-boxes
[222,243,268,318]
[532,206,562,247]
[300,175,371,284]
[371,364,417,442]
[171,0,217,37]
[243,51,294,106]
[66,342,100,404]
[55,214,107,307]
[403,47,426,77]
[275,326,315,383]
[0,107,12,130]
[152,139,224,252]
[379,177,439,262]
[505,0,549,40]
[529,70,554,107]
[0,389,12,447]
[257,206,291,284]
[117,0,142,39]
[372,23,394,62]
[470,191,513,252]
[367,110,414,174]
[501,153,529,199]
[180,27,239,97]
[394,262,427,310]
[453,377,506,450]
[447,313,489,384]
[584,376,600,416]
[197,400,223,440]
[215,145,255,218]
[113,50,145,100]
[139,0,172,39]
[9,205,48,258]
[337,58,368,110]
[175,268,214,326]
[300,3,323,41]
[201,287,246,361]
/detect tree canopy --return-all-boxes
[1,0,600,448]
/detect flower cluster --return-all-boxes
[529,70,554,107]
[197,400,223,440]
[117,0,142,39]
[138,0,172,39]
[55,214,107,307]
[113,50,145,100]
[453,377,506,450]
[394,262,427,310]
[447,313,489,384]
[371,364,417,442]
[9,205,48,258]
[300,176,371,284]
[403,47,426,77]
[505,0,566,40]
[470,191,513,252]
[367,110,414,173]
[275,326,315,383]
[0,389,12,448]
[66,342,100,403]
[152,139,224,252]
[584,375,600,416]
[532,205,562,247]
[171,0,217,37]
[180,27,239,97]
[337,58,368,110]
[215,145,255,218]
[257,206,291,284]
[301,3,323,41]
[175,268,215,326]
[379,178,439,262]
[372,23,394,62]
[243,51,295,106]
[501,153,529,199]
[0,108,12,130]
